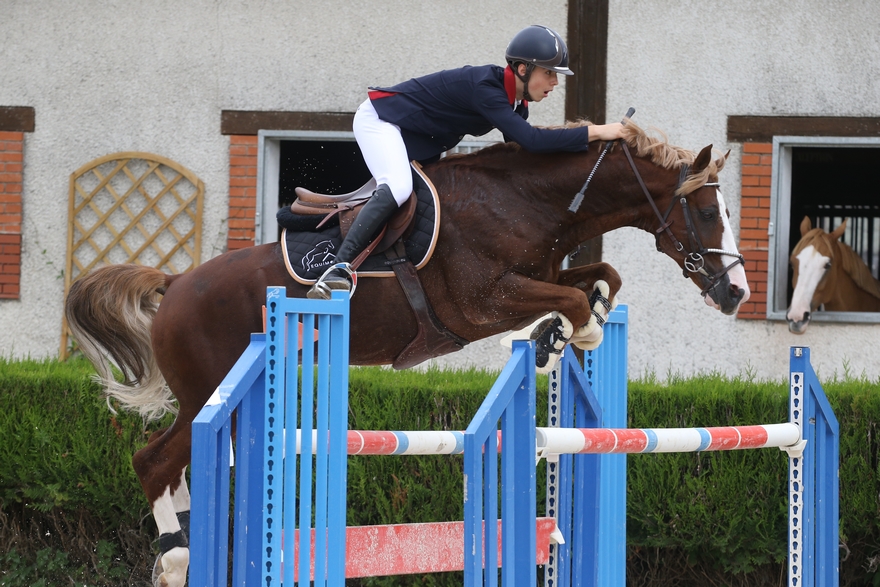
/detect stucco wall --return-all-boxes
[602,0,880,381]
[2,0,879,382]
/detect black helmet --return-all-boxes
[505,25,573,76]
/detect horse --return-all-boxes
[65,119,750,587]
[787,216,880,333]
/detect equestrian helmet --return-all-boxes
[505,25,573,75]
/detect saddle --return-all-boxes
[290,175,418,260]
[279,162,468,369]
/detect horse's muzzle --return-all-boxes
[704,275,747,315]
[787,312,810,335]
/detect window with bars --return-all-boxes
[767,137,880,322]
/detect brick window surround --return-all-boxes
[735,142,772,319]
[727,115,880,320]
[0,107,34,299]
[227,135,258,251]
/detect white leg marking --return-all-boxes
[153,485,181,536]
[171,468,191,513]
[151,484,189,587]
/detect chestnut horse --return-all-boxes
[65,120,749,587]
[787,216,880,333]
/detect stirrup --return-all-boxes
[307,263,358,300]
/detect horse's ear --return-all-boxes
[800,216,812,236]
[831,218,848,240]
[693,144,713,172]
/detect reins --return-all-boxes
[568,107,635,213]
[618,140,745,297]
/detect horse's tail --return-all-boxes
[65,264,175,421]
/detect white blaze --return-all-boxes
[704,189,750,310]
[787,244,827,322]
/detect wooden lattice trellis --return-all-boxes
[60,151,205,358]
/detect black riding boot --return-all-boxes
[307,184,399,299]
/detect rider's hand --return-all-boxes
[588,122,625,142]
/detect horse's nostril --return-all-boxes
[730,285,744,302]
[804,311,810,321]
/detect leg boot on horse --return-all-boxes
[308,184,398,299]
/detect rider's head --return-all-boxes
[505,25,573,101]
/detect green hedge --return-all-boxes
[1,359,878,587]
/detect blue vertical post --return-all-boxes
[262,289,285,587]
[190,406,222,586]
[566,349,604,587]
[789,346,839,587]
[583,305,628,587]
[502,340,536,587]
[190,334,266,587]
[545,357,574,587]
[464,340,536,587]
[232,352,266,587]
[261,288,350,587]
[326,292,351,586]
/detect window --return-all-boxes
[767,136,880,322]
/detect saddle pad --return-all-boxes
[282,165,440,285]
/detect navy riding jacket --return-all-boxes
[368,64,590,162]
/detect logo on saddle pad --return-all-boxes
[302,239,337,273]
[280,163,441,285]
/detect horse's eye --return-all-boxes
[700,210,715,221]
[824,261,831,270]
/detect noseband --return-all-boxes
[619,142,745,297]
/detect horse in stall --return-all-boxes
[787,216,880,333]
[65,120,750,587]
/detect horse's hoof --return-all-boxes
[152,547,189,587]
[533,313,573,369]
[151,555,163,585]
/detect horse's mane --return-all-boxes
[797,228,880,300]
[619,121,725,195]
[443,119,724,195]
[835,237,880,299]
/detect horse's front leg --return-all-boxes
[556,263,622,350]
[556,262,622,302]
[475,273,593,372]
[489,263,622,371]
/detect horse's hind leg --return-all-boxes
[133,423,193,587]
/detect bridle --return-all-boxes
[619,141,745,297]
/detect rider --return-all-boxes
[307,24,626,300]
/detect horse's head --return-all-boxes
[786,217,846,334]
[640,141,751,315]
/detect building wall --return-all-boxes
[602,0,880,380]
[1,0,879,382]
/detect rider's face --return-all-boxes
[518,65,559,102]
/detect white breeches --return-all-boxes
[353,98,413,206]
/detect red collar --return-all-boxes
[504,65,527,107]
